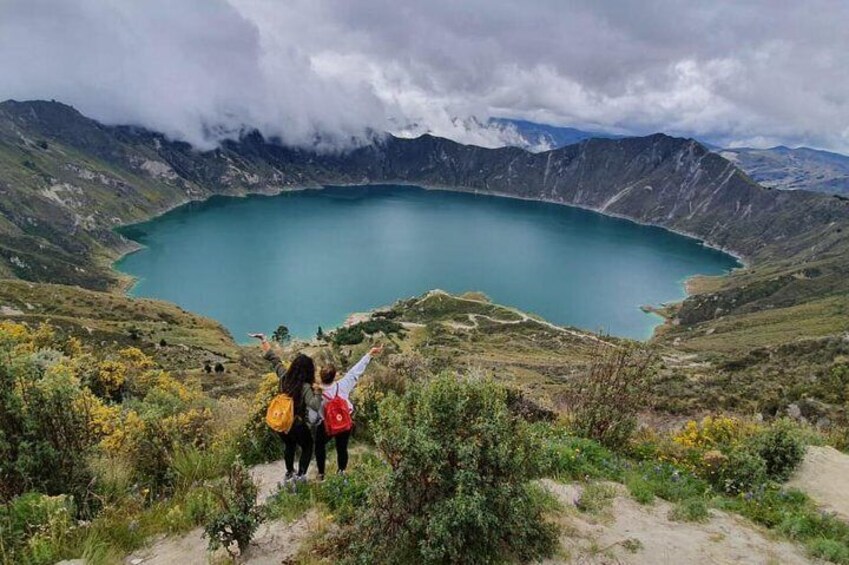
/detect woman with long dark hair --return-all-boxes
[254,334,321,482]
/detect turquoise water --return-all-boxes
[115,185,739,340]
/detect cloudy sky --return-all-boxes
[2,0,848,152]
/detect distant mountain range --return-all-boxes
[489,118,849,196]
[720,146,849,195]
[486,118,621,151]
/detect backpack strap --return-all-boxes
[322,382,340,401]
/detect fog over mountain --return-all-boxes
[2,0,849,152]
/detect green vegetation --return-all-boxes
[272,324,290,343]
[565,344,657,449]
[340,374,558,564]
[0,310,849,563]
[330,319,405,346]
[0,319,252,564]
[574,482,617,515]
[5,294,849,564]
[717,486,849,562]
[203,458,263,557]
[668,497,710,522]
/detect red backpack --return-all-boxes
[323,388,353,436]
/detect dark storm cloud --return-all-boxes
[2,0,848,151]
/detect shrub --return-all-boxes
[716,448,768,495]
[237,373,284,464]
[530,423,623,481]
[332,325,365,345]
[630,461,710,503]
[574,482,616,515]
[350,365,409,443]
[0,336,104,502]
[505,388,557,423]
[343,374,558,564]
[331,319,405,346]
[625,473,655,504]
[673,415,757,453]
[668,497,710,522]
[566,345,657,449]
[750,419,806,481]
[316,453,388,524]
[184,486,218,525]
[0,492,75,564]
[718,485,849,562]
[170,445,234,491]
[203,458,264,557]
[808,538,849,563]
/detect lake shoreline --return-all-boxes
[111,183,743,342]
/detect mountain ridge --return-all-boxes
[1,99,848,349]
[720,145,849,195]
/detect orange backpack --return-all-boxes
[266,393,295,433]
[323,389,353,436]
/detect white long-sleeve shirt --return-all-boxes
[307,353,372,425]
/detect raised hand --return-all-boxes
[369,345,384,356]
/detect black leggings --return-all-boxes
[315,425,351,475]
[280,421,313,476]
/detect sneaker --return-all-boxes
[317,473,325,482]
[286,474,306,491]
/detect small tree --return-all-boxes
[272,325,290,343]
[567,344,657,449]
[204,457,264,557]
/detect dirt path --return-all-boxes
[541,480,813,564]
[124,459,315,565]
[123,511,317,565]
[788,445,849,521]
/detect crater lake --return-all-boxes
[115,185,740,340]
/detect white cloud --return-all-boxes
[2,0,849,152]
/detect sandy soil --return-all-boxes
[788,445,849,521]
[123,459,317,565]
[541,480,812,564]
[123,511,317,565]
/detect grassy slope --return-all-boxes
[0,280,265,395]
[345,291,622,406]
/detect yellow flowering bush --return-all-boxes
[673,416,758,452]
[665,416,803,495]
[91,359,127,400]
[237,373,284,464]
[0,320,55,354]
[1,322,103,500]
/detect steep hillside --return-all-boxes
[721,146,849,195]
[1,99,849,351]
[0,279,263,395]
